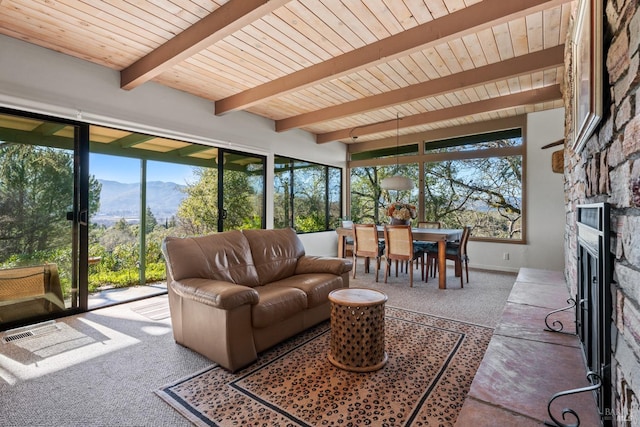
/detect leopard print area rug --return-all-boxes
[155,307,492,426]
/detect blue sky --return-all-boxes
[90,153,197,184]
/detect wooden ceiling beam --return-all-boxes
[215,0,572,115]
[276,45,565,132]
[315,85,562,144]
[178,145,216,156]
[120,0,291,90]
[115,134,156,148]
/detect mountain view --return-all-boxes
[92,180,187,226]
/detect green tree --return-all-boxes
[177,166,256,234]
[100,218,136,252]
[145,207,158,234]
[425,155,522,238]
[350,164,418,225]
[0,143,101,263]
[176,168,218,235]
[292,166,326,232]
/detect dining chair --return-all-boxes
[383,225,424,287]
[352,223,384,282]
[413,221,442,276]
[426,226,471,288]
[342,220,354,257]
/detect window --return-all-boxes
[348,127,524,242]
[424,130,523,241]
[350,164,419,224]
[274,156,342,232]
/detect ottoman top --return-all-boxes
[329,288,387,306]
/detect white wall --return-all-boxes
[305,109,567,268]
[0,36,567,267]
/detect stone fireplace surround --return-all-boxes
[564,0,640,424]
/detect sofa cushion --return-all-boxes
[251,285,307,329]
[163,231,260,286]
[243,228,305,285]
[295,255,353,276]
[171,278,259,310]
[269,274,343,308]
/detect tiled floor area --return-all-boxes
[456,268,601,426]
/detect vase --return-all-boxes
[390,218,410,225]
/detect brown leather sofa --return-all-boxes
[161,228,353,371]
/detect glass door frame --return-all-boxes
[0,107,88,329]
[218,148,267,231]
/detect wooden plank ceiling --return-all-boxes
[0,0,573,146]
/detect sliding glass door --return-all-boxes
[221,150,265,231]
[0,110,86,329]
[1,111,267,321]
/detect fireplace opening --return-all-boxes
[576,202,612,425]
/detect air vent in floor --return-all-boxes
[1,321,60,344]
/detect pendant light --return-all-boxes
[380,113,413,191]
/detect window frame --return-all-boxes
[347,116,527,244]
[273,155,343,233]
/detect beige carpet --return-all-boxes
[156,307,493,427]
[0,264,513,426]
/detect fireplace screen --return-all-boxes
[576,202,612,425]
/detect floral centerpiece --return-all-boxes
[386,202,417,224]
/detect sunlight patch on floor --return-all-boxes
[0,317,139,384]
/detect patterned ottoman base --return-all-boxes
[328,288,388,372]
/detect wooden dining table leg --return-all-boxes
[438,239,447,289]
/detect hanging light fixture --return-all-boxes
[380,113,413,191]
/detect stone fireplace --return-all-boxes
[564,0,640,425]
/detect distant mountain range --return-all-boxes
[92,180,186,226]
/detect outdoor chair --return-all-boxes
[0,263,65,323]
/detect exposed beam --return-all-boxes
[276,45,564,132]
[33,123,67,136]
[178,145,216,156]
[120,0,291,90]
[215,0,572,115]
[315,85,562,144]
[115,134,155,148]
[0,129,71,150]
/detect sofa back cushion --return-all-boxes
[243,228,305,285]
[162,230,260,286]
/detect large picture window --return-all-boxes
[274,156,342,232]
[348,128,524,242]
[424,130,523,241]
[350,163,419,225]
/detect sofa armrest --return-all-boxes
[295,255,353,276]
[170,278,259,310]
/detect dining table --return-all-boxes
[335,226,463,289]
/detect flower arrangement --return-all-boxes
[386,202,417,220]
